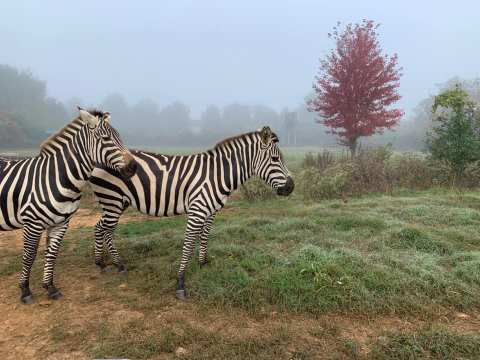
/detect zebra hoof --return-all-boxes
[175,289,187,301]
[117,264,128,275]
[48,290,63,300]
[96,260,107,272]
[199,259,210,268]
[118,269,128,276]
[21,294,34,304]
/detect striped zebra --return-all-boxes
[0,108,137,303]
[90,126,294,299]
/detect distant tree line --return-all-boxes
[0,63,337,149]
[99,95,338,148]
[1,62,479,151]
[0,64,67,146]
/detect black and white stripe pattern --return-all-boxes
[90,126,294,299]
[0,108,136,303]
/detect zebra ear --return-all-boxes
[78,108,99,127]
[260,126,272,144]
[103,112,111,124]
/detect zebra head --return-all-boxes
[78,107,137,179]
[254,126,294,196]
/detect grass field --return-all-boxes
[1,187,480,359]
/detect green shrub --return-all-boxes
[347,147,389,193]
[239,177,276,202]
[298,147,390,199]
[386,154,435,189]
[297,164,350,200]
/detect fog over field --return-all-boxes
[4,3,480,358]
[1,0,480,148]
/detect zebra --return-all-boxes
[89,126,294,300]
[0,107,137,303]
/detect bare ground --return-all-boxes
[0,210,479,359]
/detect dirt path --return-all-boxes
[1,211,480,359]
[1,270,479,360]
[0,208,148,359]
[0,207,145,250]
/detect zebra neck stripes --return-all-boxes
[208,139,254,196]
[41,118,98,184]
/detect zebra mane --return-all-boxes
[39,118,85,153]
[214,131,258,149]
[83,109,105,118]
[129,130,278,158]
[213,130,278,149]
[39,108,105,153]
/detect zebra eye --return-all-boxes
[272,156,280,162]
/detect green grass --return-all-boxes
[371,327,480,359]
[0,249,22,276]
[116,216,185,237]
[4,186,480,358]
[82,189,480,317]
[90,319,310,360]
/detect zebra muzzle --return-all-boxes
[277,176,294,196]
[119,157,138,179]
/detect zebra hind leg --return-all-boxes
[199,214,216,267]
[19,223,43,304]
[104,226,127,274]
[176,213,206,300]
[42,223,69,300]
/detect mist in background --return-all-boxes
[1,0,479,149]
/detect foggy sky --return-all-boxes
[2,0,479,118]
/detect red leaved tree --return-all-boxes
[307,20,403,156]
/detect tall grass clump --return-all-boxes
[298,146,480,200]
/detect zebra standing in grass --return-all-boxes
[89,126,294,299]
[0,108,137,303]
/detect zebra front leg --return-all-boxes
[19,223,44,304]
[42,222,69,299]
[199,214,216,267]
[176,213,205,300]
[94,219,107,270]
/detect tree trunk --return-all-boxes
[349,139,358,158]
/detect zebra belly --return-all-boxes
[0,192,23,231]
[0,209,23,230]
[94,171,190,217]
[19,199,80,228]
[0,219,22,231]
